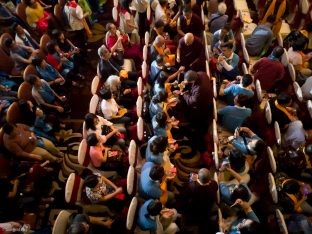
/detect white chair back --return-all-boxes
[113,0,118,7]
[302,0,309,14]
[213,142,219,169]
[288,63,296,82]
[145,31,149,46]
[213,118,218,144]
[91,76,99,95]
[147,4,151,21]
[206,60,210,78]
[265,101,272,124]
[276,209,288,234]
[77,139,88,166]
[137,117,144,141]
[143,45,148,61]
[307,100,312,118]
[137,77,143,96]
[52,210,72,234]
[142,61,147,78]
[65,173,84,204]
[274,121,281,146]
[212,77,217,98]
[255,79,262,103]
[127,166,136,196]
[126,197,138,230]
[213,98,217,121]
[129,140,137,167]
[281,49,289,67]
[112,7,118,22]
[268,173,278,203]
[89,94,99,114]
[242,62,248,75]
[136,96,143,117]
[267,146,277,173]
[293,81,303,102]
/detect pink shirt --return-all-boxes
[89,146,104,168]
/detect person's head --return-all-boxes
[25,0,36,6]
[220,42,233,58]
[26,74,42,87]
[51,29,65,42]
[231,184,250,202]
[98,44,110,60]
[248,139,266,155]
[155,55,164,66]
[84,113,97,130]
[32,56,45,67]
[87,133,100,146]
[237,219,262,234]
[305,144,312,156]
[106,23,117,35]
[184,33,194,46]
[157,71,169,87]
[155,35,165,46]
[150,136,168,154]
[221,23,231,38]
[152,91,168,104]
[2,123,16,136]
[277,93,292,106]
[18,99,33,114]
[198,168,211,184]
[241,74,253,87]
[4,38,15,49]
[234,94,250,107]
[67,221,89,234]
[183,7,192,20]
[272,46,284,59]
[83,174,100,188]
[228,148,245,172]
[184,70,198,83]
[155,111,167,128]
[282,179,300,194]
[46,41,57,54]
[159,0,167,7]
[154,20,165,33]
[12,23,24,35]
[218,2,227,15]
[98,87,112,100]
[292,37,307,51]
[120,0,131,10]
[147,200,162,216]
[149,165,165,181]
[106,75,121,92]
[266,15,276,25]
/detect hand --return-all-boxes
[32,154,43,161]
[178,66,185,72]
[102,218,114,229]
[9,221,21,229]
[234,198,252,212]
[218,55,224,62]
[60,56,67,62]
[118,36,123,42]
[56,106,64,113]
[59,96,67,102]
[55,77,64,84]
[176,56,180,63]
[173,90,182,95]
[123,88,131,95]
[115,187,123,194]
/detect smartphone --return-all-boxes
[303,186,310,195]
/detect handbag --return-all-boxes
[103,146,123,162]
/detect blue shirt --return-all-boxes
[153,82,165,96]
[224,84,254,105]
[152,115,167,137]
[145,136,164,165]
[218,106,252,133]
[36,64,59,82]
[149,102,163,119]
[137,199,157,231]
[232,135,261,155]
[219,182,252,205]
[150,60,161,85]
[138,161,162,199]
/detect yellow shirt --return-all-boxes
[26,2,44,27]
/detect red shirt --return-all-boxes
[46,54,60,70]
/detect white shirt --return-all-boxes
[101,98,119,120]
[155,3,168,25]
[134,0,148,13]
[288,47,303,66]
[15,29,33,46]
[119,11,136,34]
[64,4,84,31]
[86,115,113,143]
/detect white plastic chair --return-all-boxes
[136,96,143,117]
[255,79,262,103]
[213,98,217,121]
[276,209,288,234]
[91,76,99,95]
[293,81,303,102]
[242,62,248,75]
[274,121,281,146]
[267,146,277,173]
[89,94,99,114]
[137,117,144,141]
[265,101,272,125]
[288,63,296,82]
[307,100,312,118]
[213,142,219,169]
[268,173,278,203]
[52,210,72,234]
[281,49,289,67]
[126,197,138,231]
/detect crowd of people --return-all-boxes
[0,0,312,233]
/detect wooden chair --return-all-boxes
[293,81,303,102]
[89,94,99,114]
[91,76,100,95]
[52,210,72,234]
[268,173,278,203]
[23,64,38,80]
[0,33,13,55]
[16,3,28,26]
[0,47,21,76]
[6,102,22,124]
[267,146,277,173]
[40,34,51,55]
[18,81,35,103]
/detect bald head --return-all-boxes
[155,35,165,46]
[184,33,194,46]
[198,168,211,184]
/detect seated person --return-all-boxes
[216,42,239,81]
[208,2,228,34]
[218,94,252,133]
[12,23,39,49]
[301,76,312,99]
[152,111,172,137]
[150,35,175,67]
[0,97,11,125]
[149,91,168,118]
[84,173,123,204]
[25,0,51,34]
[177,7,203,38]
[4,37,39,75]
[99,87,131,124]
[177,33,205,71]
[26,74,69,115]
[283,120,306,150]
[145,135,168,165]
[2,123,62,163]
[150,20,176,53]
[219,74,254,105]
[211,23,235,54]
[153,68,184,96]
[287,213,312,234]
[137,199,162,232]
[246,15,275,57]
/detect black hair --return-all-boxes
[147,200,162,216]
[292,37,306,51]
[84,113,97,131]
[159,0,167,7]
[155,55,164,64]
[149,136,168,154]
[183,7,192,14]
[154,20,165,29]
[2,123,15,135]
[184,70,198,82]
[220,41,234,50]
[282,179,300,194]
[151,91,168,104]
[120,0,131,11]
[32,56,43,66]
[24,0,33,6]
[83,174,99,188]
[222,23,231,32]
[236,94,250,107]
[231,184,250,202]
[26,74,39,85]
[99,87,112,100]
[67,222,87,234]
[157,71,168,87]
[307,23,312,33]
[149,165,165,181]
[155,111,167,128]
[272,46,284,58]
[242,74,253,87]
[51,29,62,41]
[4,38,13,48]
[239,220,262,234]
[87,133,99,147]
[79,168,94,180]
[228,149,245,172]
[254,140,266,155]
[46,41,57,54]
[277,93,292,105]
[267,15,276,24]
[11,22,19,31]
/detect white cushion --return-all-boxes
[307,100,312,118]
[147,4,151,20]
[213,142,219,169]
[89,94,99,114]
[213,119,218,144]
[143,45,148,61]
[144,31,149,46]
[265,101,272,125]
[52,210,72,234]
[268,173,278,203]
[112,7,118,22]
[213,98,217,121]
[65,173,84,204]
[141,61,147,78]
[137,77,143,96]
[214,172,220,204]
[129,140,137,166]
[126,197,138,230]
[267,146,276,173]
[281,49,289,67]
[255,79,262,103]
[302,0,309,14]
[82,121,87,139]
[137,117,144,141]
[127,166,136,195]
[274,121,281,146]
[78,139,87,166]
[212,78,217,98]
[91,76,99,95]
[276,209,288,234]
[293,81,303,102]
[136,96,143,117]
[123,59,133,71]
[242,62,248,75]
[288,63,296,82]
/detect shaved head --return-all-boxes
[184,33,194,46]
[198,168,211,184]
[155,35,165,46]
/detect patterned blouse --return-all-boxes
[85,176,114,203]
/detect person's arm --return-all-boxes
[9,142,42,161]
[219,81,231,96]
[239,127,256,138]
[167,66,185,81]
[11,53,33,65]
[235,199,260,223]
[89,216,114,229]
[108,35,123,53]
[104,129,118,141]
[177,17,185,37]
[101,176,119,190]
[7,179,19,198]
[226,166,243,183]
[183,86,200,106]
